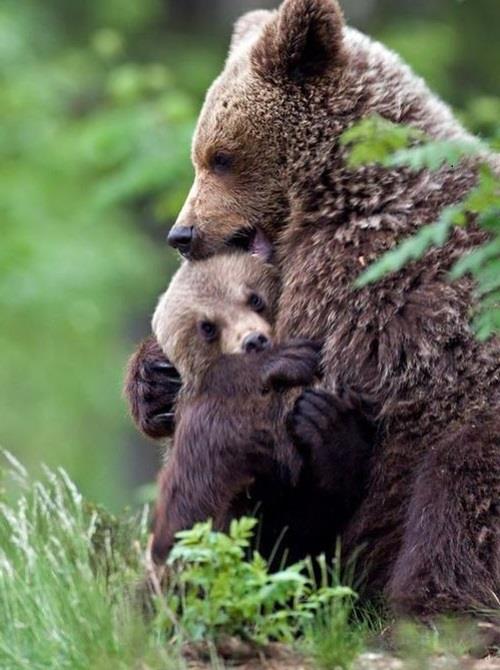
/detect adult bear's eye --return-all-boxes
[248,293,265,313]
[211,151,234,175]
[199,321,218,342]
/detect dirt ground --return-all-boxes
[187,645,500,670]
[353,652,500,670]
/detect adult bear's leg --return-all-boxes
[124,337,182,439]
[387,411,500,619]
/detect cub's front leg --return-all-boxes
[151,340,323,564]
[151,400,276,564]
[259,339,323,483]
[261,339,322,391]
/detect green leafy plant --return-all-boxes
[341,114,500,340]
[395,618,484,670]
[160,517,356,646]
[340,114,425,168]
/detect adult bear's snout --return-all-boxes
[167,226,194,256]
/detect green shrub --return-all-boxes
[159,517,356,646]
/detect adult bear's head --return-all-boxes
[168,0,347,260]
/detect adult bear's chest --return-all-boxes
[273,216,489,435]
[274,222,395,394]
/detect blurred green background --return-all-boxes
[1,0,498,509]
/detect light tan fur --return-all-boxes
[152,254,278,390]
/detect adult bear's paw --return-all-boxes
[287,389,340,470]
[286,388,376,495]
[124,336,182,440]
[261,339,322,392]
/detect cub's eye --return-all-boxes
[248,293,265,313]
[211,151,234,175]
[199,321,218,342]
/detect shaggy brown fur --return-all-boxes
[126,0,500,620]
[148,253,375,564]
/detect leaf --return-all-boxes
[229,516,258,543]
[164,517,358,644]
[340,114,424,168]
[451,229,500,278]
[473,304,500,341]
[474,258,500,296]
[386,138,482,171]
[463,166,500,214]
[355,205,460,287]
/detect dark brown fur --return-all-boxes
[125,337,180,440]
[126,0,500,621]
[151,342,375,566]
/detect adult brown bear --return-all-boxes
[126,0,500,621]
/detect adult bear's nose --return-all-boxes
[243,332,270,354]
[167,226,194,255]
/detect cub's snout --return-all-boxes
[242,332,271,354]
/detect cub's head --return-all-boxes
[167,0,346,260]
[152,252,278,386]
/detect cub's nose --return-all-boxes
[243,332,270,354]
[167,226,194,254]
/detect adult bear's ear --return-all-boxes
[252,0,345,83]
[229,10,273,58]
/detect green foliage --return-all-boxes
[0,1,204,505]
[387,138,483,171]
[305,601,366,670]
[395,619,483,670]
[354,206,460,286]
[339,115,424,168]
[341,116,500,340]
[161,518,355,646]
[340,114,482,171]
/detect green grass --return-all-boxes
[2,452,495,670]
[0,452,176,669]
[305,603,367,670]
[0,452,367,670]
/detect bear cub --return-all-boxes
[150,251,376,565]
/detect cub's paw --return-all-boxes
[262,339,322,392]
[286,388,375,493]
[124,337,182,440]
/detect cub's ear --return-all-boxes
[252,0,345,83]
[229,10,273,57]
